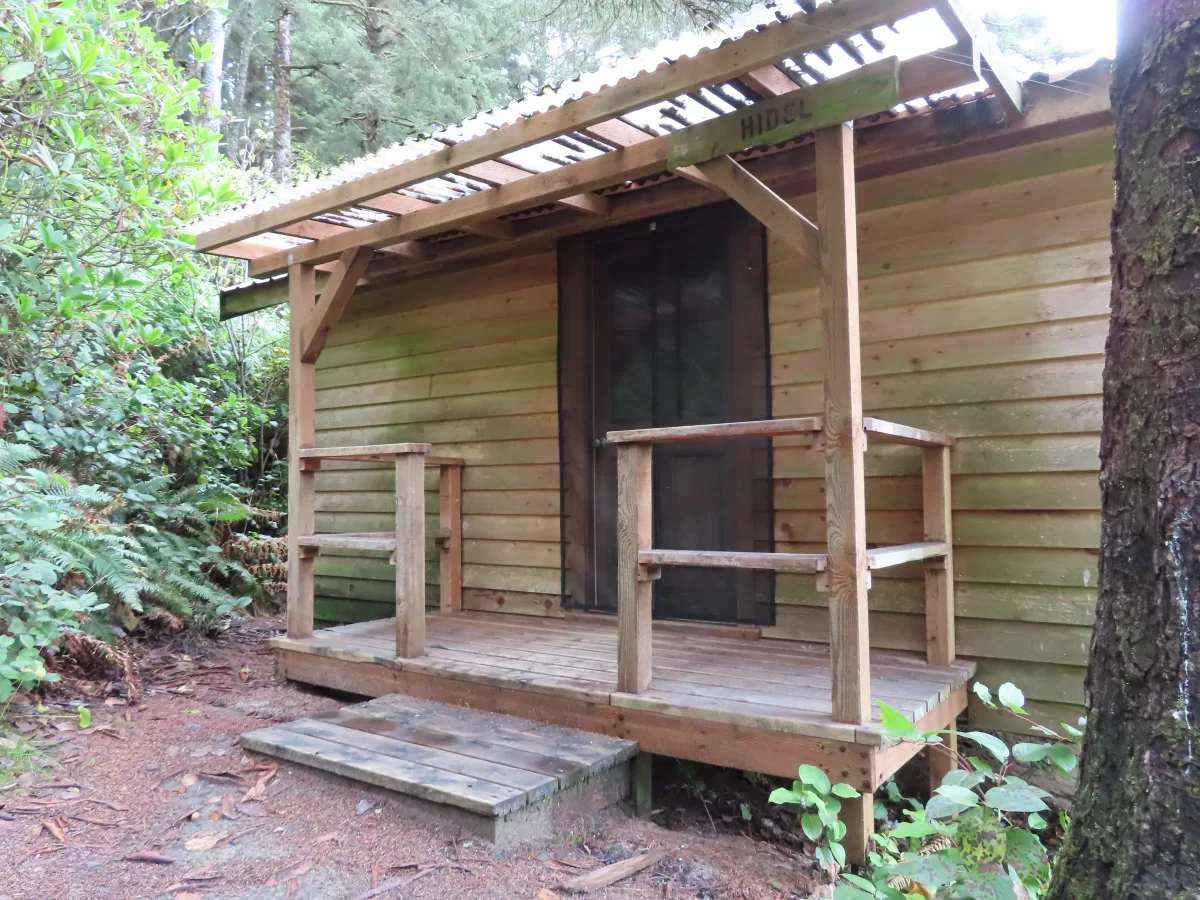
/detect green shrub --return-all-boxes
[834,682,1083,900]
[0,440,252,701]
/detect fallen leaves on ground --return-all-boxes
[183,829,227,852]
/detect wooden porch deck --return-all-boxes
[271,611,974,791]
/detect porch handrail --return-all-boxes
[607,415,956,713]
[289,443,464,658]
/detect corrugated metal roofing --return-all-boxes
[188,0,978,247]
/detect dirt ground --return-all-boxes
[0,619,830,900]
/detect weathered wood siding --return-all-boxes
[766,127,1112,730]
[311,252,562,622]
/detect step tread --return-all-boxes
[241,695,638,818]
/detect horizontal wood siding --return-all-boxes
[311,253,561,621]
[765,128,1113,731]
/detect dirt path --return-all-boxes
[0,621,827,899]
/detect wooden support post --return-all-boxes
[817,124,870,726]
[438,463,462,614]
[842,793,875,867]
[922,445,955,666]
[286,264,317,640]
[616,443,653,694]
[633,753,653,817]
[394,451,427,657]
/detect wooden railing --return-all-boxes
[606,416,955,702]
[288,443,464,657]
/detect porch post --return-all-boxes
[286,263,318,639]
[816,121,873,865]
[816,123,871,727]
[395,450,427,657]
[617,442,653,693]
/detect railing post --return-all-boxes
[439,462,463,614]
[617,442,653,693]
[286,263,317,640]
[922,444,955,666]
[395,450,427,657]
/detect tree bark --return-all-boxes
[272,0,293,182]
[198,4,227,132]
[1047,2,1200,898]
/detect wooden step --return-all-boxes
[241,695,638,839]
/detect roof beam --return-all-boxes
[459,160,611,216]
[935,0,1023,118]
[299,247,374,363]
[740,65,801,98]
[358,192,513,240]
[248,57,924,278]
[197,0,932,251]
[682,155,820,264]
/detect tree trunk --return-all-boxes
[224,0,257,164]
[1047,2,1200,898]
[272,0,293,182]
[198,4,227,132]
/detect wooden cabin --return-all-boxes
[193,0,1112,859]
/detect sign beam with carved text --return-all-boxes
[667,57,902,170]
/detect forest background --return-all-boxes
[0,0,1098,698]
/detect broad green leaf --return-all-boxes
[833,885,873,900]
[997,683,1026,713]
[840,873,877,892]
[961,731,1011,763]
[926,791,977,820]
[831,783,860,799]
[800,812,824,842]
[876,700,922,738]
[1027,812,1048,830]
[935,784,981,807]
[983,784,1050,814]
[957,806,1006,866]
[941,769,986,790]
[769,787,804,806]
[1003,827,1048,877]
[1012,742,1052,763]
[968,755,995,776]
[973,682,995,707]
[829,840,846,868]
[1,60,35,81]
[798,764,831,795]
[958,871,1018,900]
[1048,743,1078,773]
[887,820,938,839]
[78,706,91,728]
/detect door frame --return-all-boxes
[557,201,774,623]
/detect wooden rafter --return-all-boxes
[247,54,956,278]
[459,160,611,216]
[935,0,1024,118]
[740,65,801,98]
[299,246,374,363]
[196,0,933,251]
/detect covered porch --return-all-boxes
[271,610,974,790]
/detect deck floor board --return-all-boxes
[274,612,974,745]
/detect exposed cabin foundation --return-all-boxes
[194,0,1112,863]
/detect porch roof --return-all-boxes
[190,0,1029,285]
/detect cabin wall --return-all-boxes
[308,124,1111,733]
[310,252,562,622]
[766,126,1113,731]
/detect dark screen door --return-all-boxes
[559,203,773,624]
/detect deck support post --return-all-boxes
[617,443,653,693]
[843,793,875,867]
[286,264,318,640]
[816,123,871,727]
[439,463,463,614]
[922,445,955,666]
[633,753,653,817]
[395,451,427,657]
